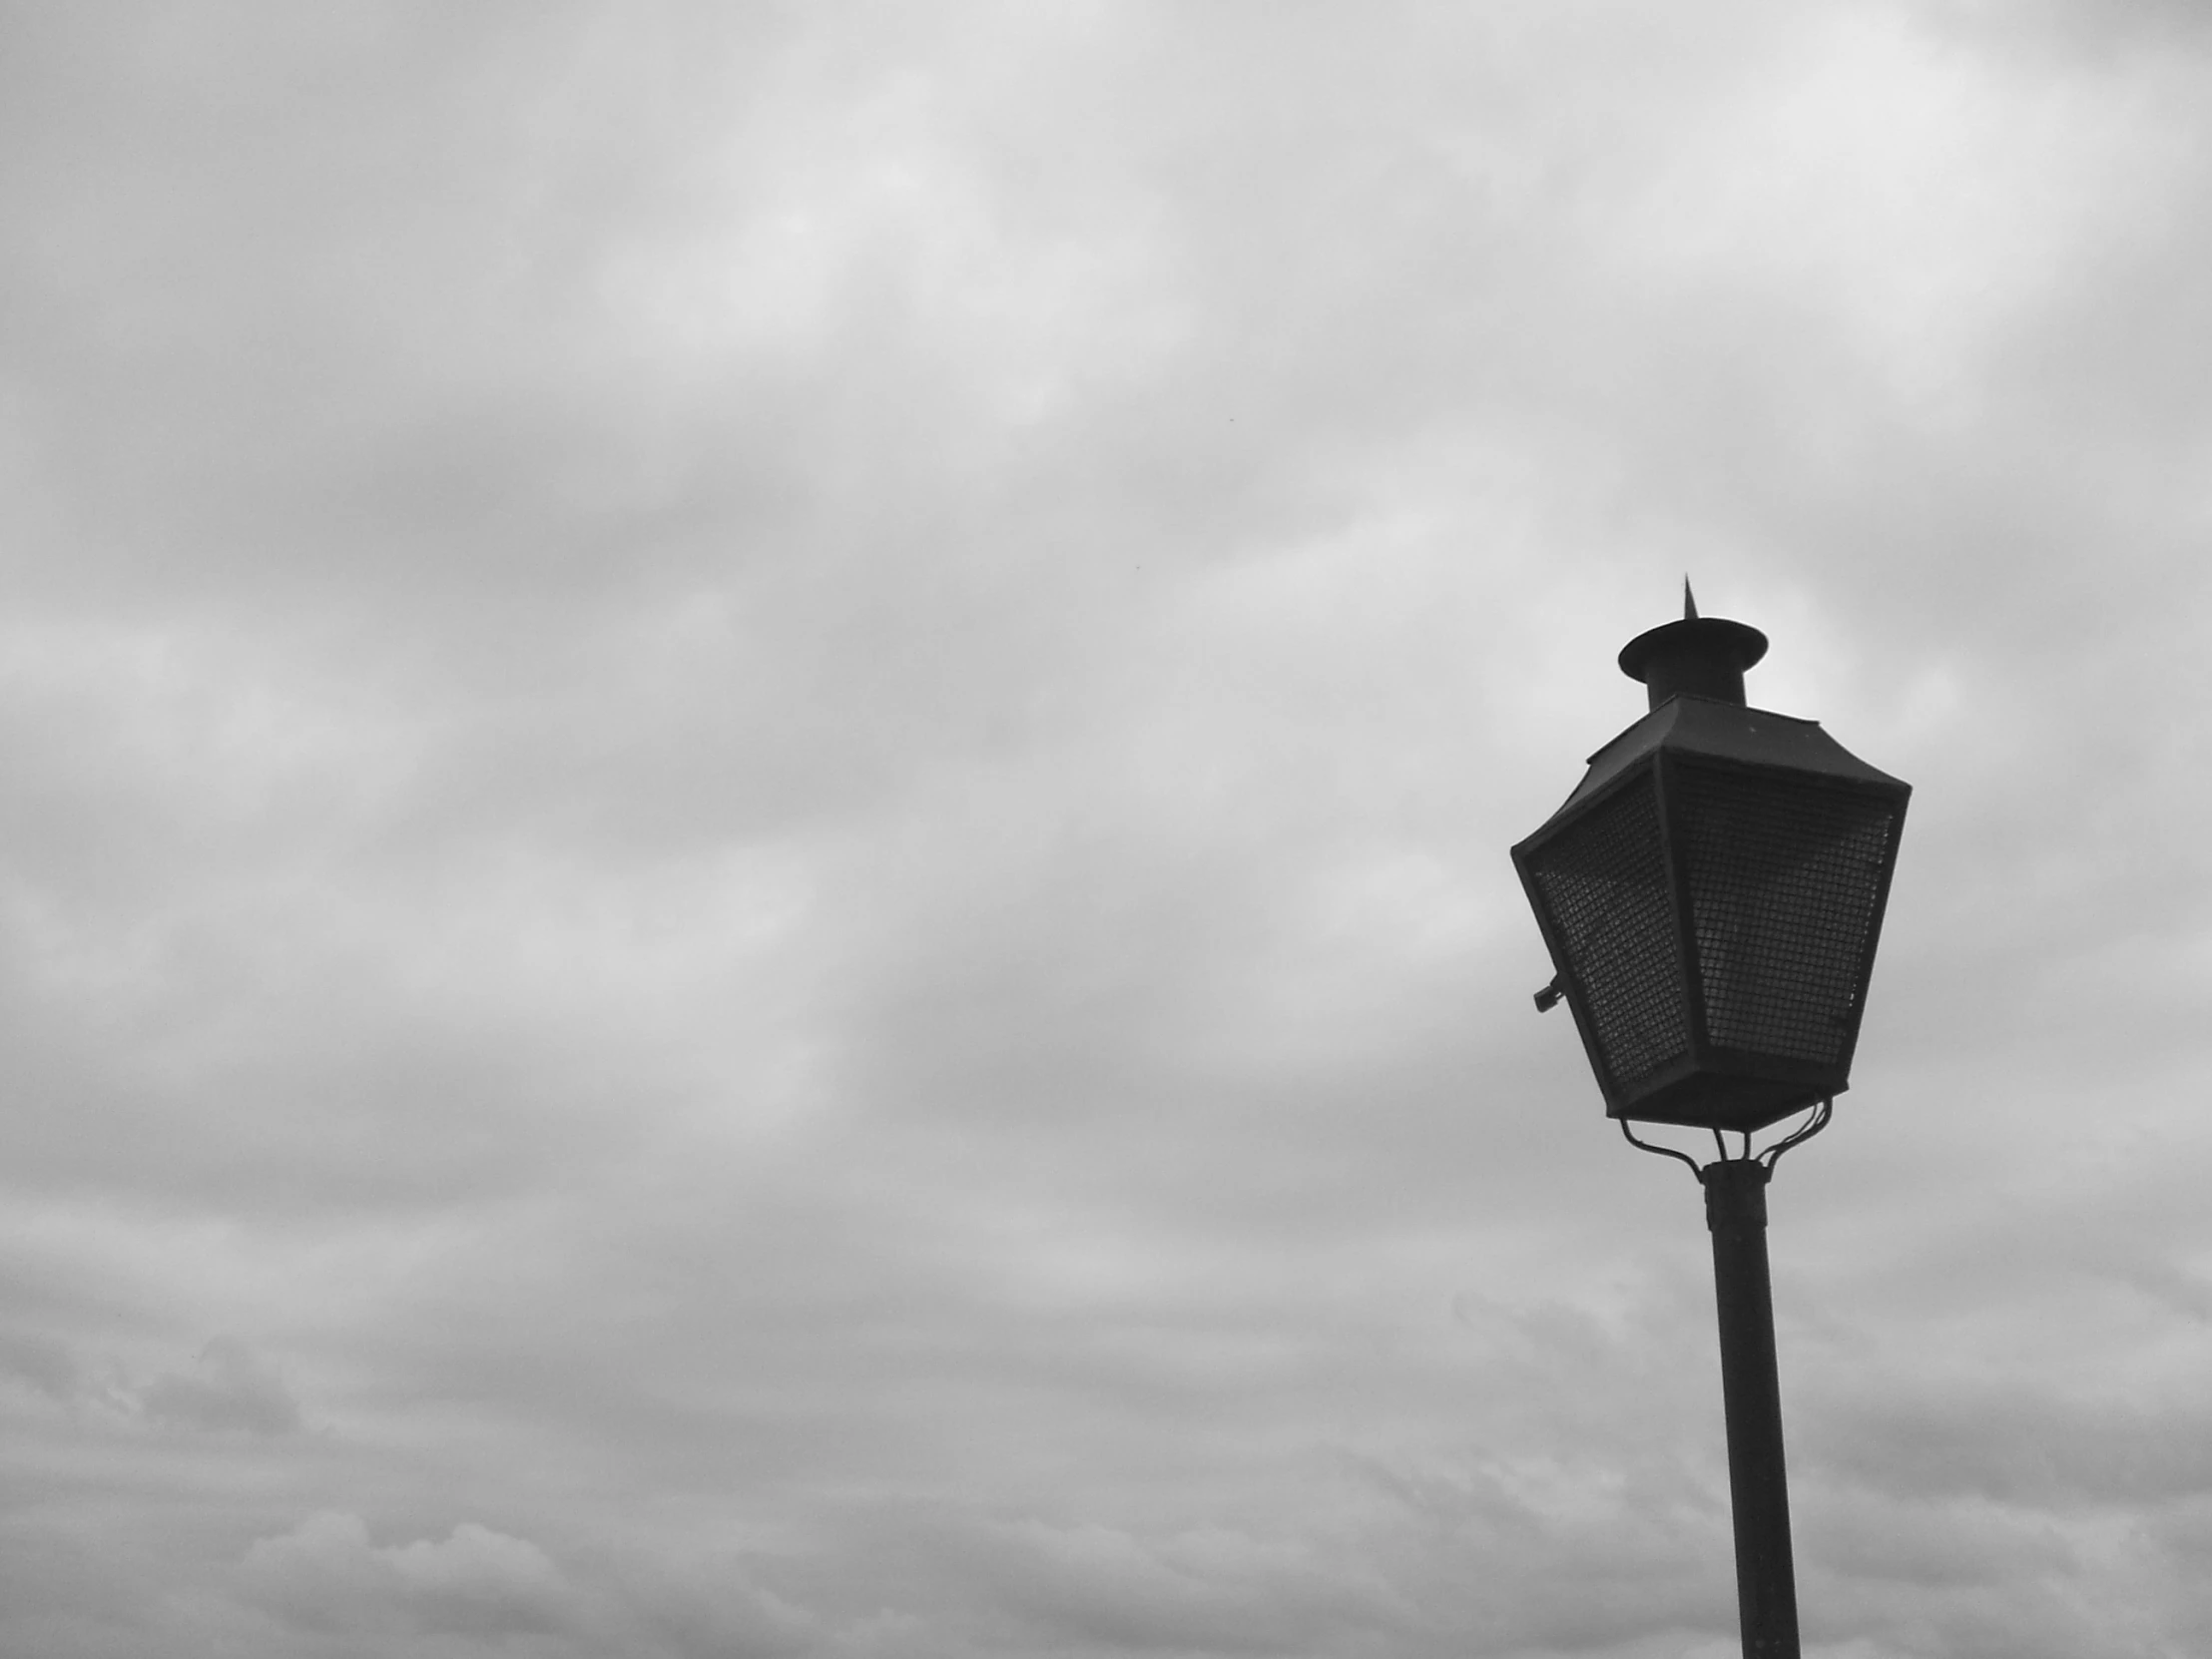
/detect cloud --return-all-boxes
[240,1511,571,1639]
[1808,1382,2212,1510]
[0,1330,80,1402]
[952,1516,1391,1654]
[237,1512,820,1659]
[135,1335,303,1437]
[0,1321,301,1436]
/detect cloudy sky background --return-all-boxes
[5,3,2212,1654]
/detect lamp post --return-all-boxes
[1510,586,1909,1659]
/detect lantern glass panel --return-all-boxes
[1673,763,1901,1068]
[1525,773,1689,1093]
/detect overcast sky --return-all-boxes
[5,4,2212,1656]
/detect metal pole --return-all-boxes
[1701,1158,1799,1659]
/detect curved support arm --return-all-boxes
[1615,1097,1835,1180]
[1757,1099,1833,1171]
[1619,1116,1705,1179]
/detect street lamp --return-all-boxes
[1510,586,1910,1659]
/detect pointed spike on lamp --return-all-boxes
[1510,590,1911,1132]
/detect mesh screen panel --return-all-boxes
[1528,775,1690,1090]
[1673,765,1899,1065]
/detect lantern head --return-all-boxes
[1511,590,1910,1132]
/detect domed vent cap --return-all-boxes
[1618,581,1770,711]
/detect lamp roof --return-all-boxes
[1522,696,1910,846]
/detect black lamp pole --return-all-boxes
[1704,1159,1796,1658]
[1510,586,1910,1659]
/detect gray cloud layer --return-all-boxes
[5,3,2212,1655]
